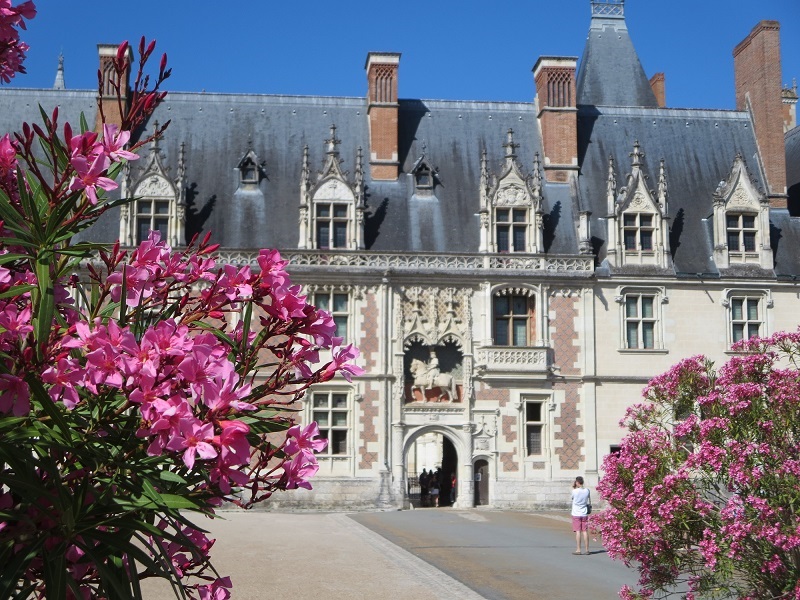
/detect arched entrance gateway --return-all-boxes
[402,427,472,509]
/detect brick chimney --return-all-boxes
[95,43,133,132]
[533,56,579,183]
[649,73,666,108]
[733,21,787,207]
[365,52,400,181]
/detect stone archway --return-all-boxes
[402,426,467,509]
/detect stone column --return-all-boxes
[457,423,475,508]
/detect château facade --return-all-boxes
[2,0,799,510]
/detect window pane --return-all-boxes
[332,411,347,427]
[333,294,348,312]
[642,322,655,349]
[331,430,347,454]
[332,394,348,408]
[496,227,509,252]
[512,209,527,223]
[333,204,348,218]
[512,296,528,315]
[313,394,328,408]
[623,214,637,227]
[746,299,759,320]
[138,201,152,215]
[155,201,170,215]
[493,297,509,316]
[512,319,527,346]
[315,294,330,311]
[743,232,756,252]
[333,222,347,247]
[641,297,654,319]
[154,218,169,238]
[333,315,347,340]
[137,219,151,244]
[624,230,637,250]
[640,230,653,251]
[496,209,509,222]
[626,322,639,348]
[732,324,745,343]
[625,297,638,318]
[494,319,509,345]
[732,299,744,321]
[726,215,739,228]
[742,215,756,228]
[728,232,740,251]
[526,402,542,422]
[513,227,526,252]
[639,214,653,227]
[527,425,542,455]
[314,412,329,426]
[316,205,330,217]
[316,223,330,249]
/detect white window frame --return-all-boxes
[725,212,759,262]
[616,286,668,352]
[524,399,546,457]
[722,289,771,348]
[621,211,655,254]
[494,207,530,253]
[310,389,351,457]
[135,197,171,244]
[492,291,534,347]
[314,201,351,249]
[313,290,350,343]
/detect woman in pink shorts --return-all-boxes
[570,476,591,555]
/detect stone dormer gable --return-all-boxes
[120,127,185,247]
[410,148,439,195]
[236,149,264,189]
[299,125,365,250]
[605,141,671,268]
[712,154,772,269]
[479,129,544,254]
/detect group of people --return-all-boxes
[418,468,456,507]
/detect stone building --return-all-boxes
[2,0,799,510]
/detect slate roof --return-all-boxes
[2,5,799,278]
[787,125,800,213]
[576,11,658,108]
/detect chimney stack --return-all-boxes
[95,43,133,132]
[733,21,787,207]
[365,52,400,181]
[649,73,666,108]
[533,56,579,183]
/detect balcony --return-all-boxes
[473,346,551,380]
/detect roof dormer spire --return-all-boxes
[503,129,519,164]
[53,53,65,90]
[591,0,624,18]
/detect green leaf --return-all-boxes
[159,470,188,485]
[0,283,36,300]
[42,547,67,600]
[33,253,56,358]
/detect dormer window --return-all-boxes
[316,203,349,249]
[496,208,528,253]
[240,161,257,185]
[605,144,671,269]
[299,126,366,251]
[711,155,771,269]
[237,149,261,187]
[726,213,757,255]
[622,212,654,252]
[415,166,432,189]
[479,130,544,254]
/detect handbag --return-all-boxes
[586,504,592,515]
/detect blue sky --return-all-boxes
[8,0,800,111]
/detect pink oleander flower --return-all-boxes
[285,422,328,457]
[69,152,117,205]
[281,451,320,490]
[0,133,16,173]
[101,123,138,161]
[198,577,232,600]
[0,373,29,415]
[321,341,363,382]
[166,419,218,470]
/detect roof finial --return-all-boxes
[630,140,644,168]
[325,124,341,156]
[591,0,624,18]
[53,52,65,90]
[503,128,519,161]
